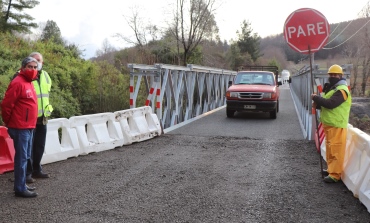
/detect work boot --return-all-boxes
[32,172,50,179]
[14,190,38,198]
[323,176,339,183]
[26,185,36,191]
[26,175,36,183]
[322,169,329,176]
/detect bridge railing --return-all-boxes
[128,63,236,129]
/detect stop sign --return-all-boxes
[284,8,330,54]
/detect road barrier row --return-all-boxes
[320,124,370,212]
[0,106,162,173]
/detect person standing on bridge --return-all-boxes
[1,57,39,197]
[311,64,352,183]
[26,52,53,183]
[12,52,53,183]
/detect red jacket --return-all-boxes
[1,72,38,129]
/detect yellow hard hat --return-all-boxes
[328,64,343,75]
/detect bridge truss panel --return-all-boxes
[128,63,236,129]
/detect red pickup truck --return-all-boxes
[226,66,282,119]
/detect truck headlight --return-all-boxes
[263,93,272,98]
[230,92,238,98]
[226,92,238,98]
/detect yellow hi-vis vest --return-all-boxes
[33,70,53,117]
[320,85,351,128]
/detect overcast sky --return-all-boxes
[26,0,370,59]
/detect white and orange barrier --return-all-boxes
[41,118,80,165]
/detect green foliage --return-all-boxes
[226,43,253,70]
[41,20,64,45]
[1,0,39,33]
[187,46,203,65]
[0,32,131,124]
[267,59,281,72]
[236,20,261,62]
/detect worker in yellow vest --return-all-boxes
[311,64,351,183]
[25,52,53,183]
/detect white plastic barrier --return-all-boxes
[38,107,161,165]
[359,165,370,212]
[342,128,370,198]
[69,113,120,155]
[41,118,80,165]
[344,125,359,168]
[115,106,162,144]
[320,138,326,162]
[107,113,126,147]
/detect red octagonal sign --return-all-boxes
[284,8,330,54]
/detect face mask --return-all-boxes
[23,69,38,81]
[328,77,340,86]
[37,63,42,71]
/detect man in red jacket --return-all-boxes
[1,57,39,198]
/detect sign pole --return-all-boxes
[309,45,324,179]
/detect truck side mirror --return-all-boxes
[228,80,233,88]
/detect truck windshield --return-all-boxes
[234,72,274,85]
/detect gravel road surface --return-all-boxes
[1,85,369,223]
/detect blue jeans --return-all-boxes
[8,128,34,192]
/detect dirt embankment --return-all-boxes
[349,97,370,134]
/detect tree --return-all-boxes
[1,0,39,33]
[357,3,370,96]
[226,43,243,70]
[169,0,219,65]
[40,20,64,45]
[115,6,159,64]
[236,20,261,62]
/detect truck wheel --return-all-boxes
[270,107,277,119]
[226,109,235,118]
[277,100,279,113]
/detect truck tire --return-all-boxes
[277,100,279,113]
[270,107,277,119]
[226,109,235,118]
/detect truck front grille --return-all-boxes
[239,92,263,99]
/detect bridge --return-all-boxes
[0,64,370,222]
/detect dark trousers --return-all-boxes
[27,124,47,175]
